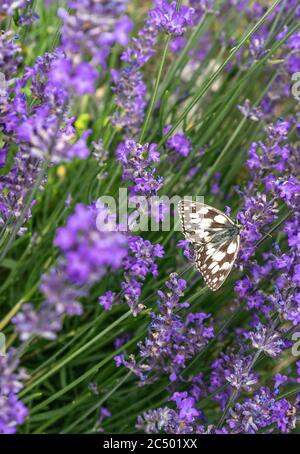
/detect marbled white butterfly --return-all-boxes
[178,200,240,291]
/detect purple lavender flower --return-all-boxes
[296,362,300,384]
[114,333,132,350]
[224,355,258,392]
[225,387,296,433]
[0,31,22,80]
[114,353,125,368]
[149,1,194,36]
[211,171,221,195]
[13,266,84,341]
[3,0,300,437]
[272,399,297,433]
[208,350,260,412]
[237,192,278,262]
[249,33,269,61]
[50,58,99,96]
[55,1,133,95]
[121,21,157,66]
[112,1,194,136]
[137,391,202,434]
[0,152,44,231]
[235,112,300,336]
[136,407,174,434]
[112,13,158,136]
[99,291,116,311]
[98,233,164,316]
[0,349,29,434]
[189,0,216,23]
[54,203,127,285]
[111,67,148,136]
[1,0,38,25]
[95,406,112,432]
[14,203,128,340]
[0,43,94,233]
[58,1,132,67]
[177,397,200,422]
[237,99,262,121]
[88,382,99,396]
[170,36,186,54]
[121,236,164,315]
[121,273,213,382]
[164,126,192,158]
[116,139,162,197]
[248,324,284,358]
[16,106,91,163]
[177,239,194,261]
[0,32,22,169]
[12,302,63,341]
[273,374,288,390]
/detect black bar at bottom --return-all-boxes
[0,433,299,450]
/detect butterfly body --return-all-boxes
[178,201,240,291]
[209,224,240,245]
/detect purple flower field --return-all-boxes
[0,0,300,436]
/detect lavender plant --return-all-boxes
[0,0,299,435]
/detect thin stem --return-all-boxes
[217,389,239,428]
[217,315,280,428]
[0,160,48,264]
[20,310,132,397]
[157,13,209,99]
[157,0,282,148]
[61,372,132,434]
[139,35,171,144]
[255,210,294,248]
[27,333,140,413]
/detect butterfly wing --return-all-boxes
[178,200,235,244]
[178,200,240,291]
[195,235,240,291]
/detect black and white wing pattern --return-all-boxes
[178,200,240,291]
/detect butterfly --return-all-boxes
[178,200,240,291]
